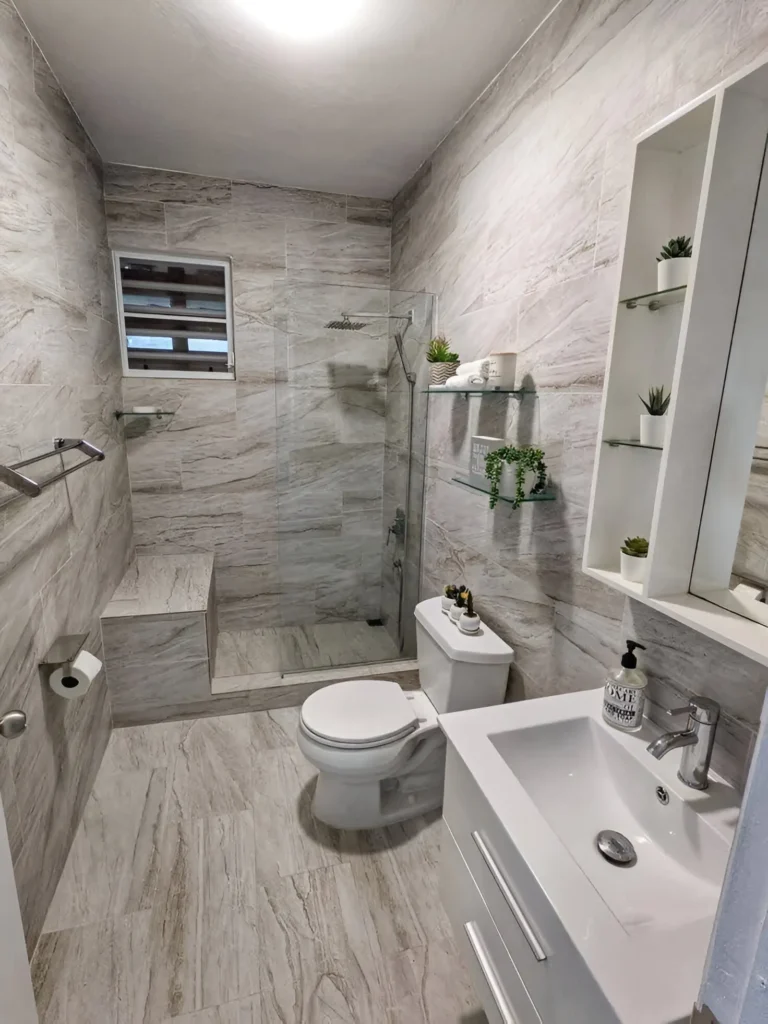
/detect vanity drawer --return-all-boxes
[441,825,541,1024]
[443,745,619,1024]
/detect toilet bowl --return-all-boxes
[297,597,514,830]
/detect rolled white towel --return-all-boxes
[444,373,486,389]
[457,358,490,379]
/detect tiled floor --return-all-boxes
[31,707,484,1024]
[214,622,401,680]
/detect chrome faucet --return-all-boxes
[646,696,720,790]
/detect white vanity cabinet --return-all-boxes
[441,746,620,1024]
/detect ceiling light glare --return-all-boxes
[243,0,364,40]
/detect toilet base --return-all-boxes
[312,770,444,830]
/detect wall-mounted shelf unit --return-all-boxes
[583,55,768,668]
[451,476,556,504]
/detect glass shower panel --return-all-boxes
[381,290,434,657]
[271,280,435,675]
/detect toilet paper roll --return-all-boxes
[49,650,103,700]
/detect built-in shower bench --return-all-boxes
[100,553,217,726]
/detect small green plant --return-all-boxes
[621,536,649,558]
[639,386,671,416]
[484,445,547,510]
[444,584,458,600]
[426,336,459,364]
[657,236,692,261]
[464,591,478,619]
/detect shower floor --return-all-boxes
[212,620,401,693]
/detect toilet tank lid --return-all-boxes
[415,597,515,665]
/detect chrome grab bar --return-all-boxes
[472,830,547,962]
[0,438,105,502]
[463,921,518,1024]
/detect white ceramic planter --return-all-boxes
[458,612,481,634]
[449,603,463,624]
[620,551,647,584]
[487,352,517,389]
[499,466,539,501]
[430,363,459,386]
[640,414,667,447]
[441,595,453,615]
[657,257,690,291]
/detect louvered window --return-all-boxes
[114,252,235,379]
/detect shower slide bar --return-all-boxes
[0,438,105,500]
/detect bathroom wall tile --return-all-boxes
[347,195,393,227]
[104,198,166,249]
[0,2,131,952]
[232,179,346,222]
[165,203,285,264]
[104,163,232,204]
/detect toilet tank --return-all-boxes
[414,597,514,714]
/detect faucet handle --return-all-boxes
[667,695,720,726]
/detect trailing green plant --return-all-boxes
[484,445,547,510]
[621,536,649,558]
[426,336,459,364]
[657,236,692,261]
[639,386,671,416]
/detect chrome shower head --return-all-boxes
[324,314,368,331]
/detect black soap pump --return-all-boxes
[602,640,648,733]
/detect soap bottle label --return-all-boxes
[603,682,645,731]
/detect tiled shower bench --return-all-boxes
[100,553,217,726]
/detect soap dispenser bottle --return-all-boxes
[602,640,648,733]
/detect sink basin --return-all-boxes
[492,715,732,934]
[439,687,740,1024]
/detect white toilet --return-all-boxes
[297,596,514,829]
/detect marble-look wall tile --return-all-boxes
[392,0,766,784]
[0,1,131,952]
[109,169,391,636]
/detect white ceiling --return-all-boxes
[14,0,555,198]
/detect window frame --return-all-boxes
[113,249,236,381]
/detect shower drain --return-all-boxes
[595,829,637,866]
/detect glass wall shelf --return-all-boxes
[451,476,556,503]
[424,387,535,396]
[603,438,663,451]
[116,410,175,420]
[619,285,686,310]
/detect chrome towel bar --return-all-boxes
[0,438,105,500]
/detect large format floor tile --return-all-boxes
[214,621,400,678]
[32,707,484,1024]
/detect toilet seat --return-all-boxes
[300,679,419,750]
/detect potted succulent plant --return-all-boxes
[484,445,547,510]
[657,235,693,291]
[442,583,459,615]
[450,587,469,623]
[459,590,481,634]
[639,386,671,447]
[427,336,460,386]
[620,536,649,583]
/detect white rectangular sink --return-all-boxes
[439,688,740,1024]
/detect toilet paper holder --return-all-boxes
[39,633,89,680]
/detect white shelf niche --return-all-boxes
[587,98,716,584]
[584,57,768,670]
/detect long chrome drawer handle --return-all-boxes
[464,921,518,1024]
[472,830,547,962]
